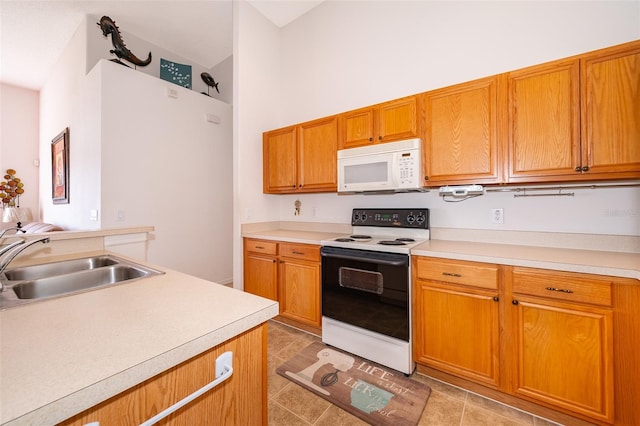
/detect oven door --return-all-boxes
[321,246,409,341]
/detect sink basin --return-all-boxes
[12,265,151,299]
[2,255,119,281]
[0,255,163,309]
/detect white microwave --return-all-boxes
[337,138,426,193]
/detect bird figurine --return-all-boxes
[97,16,152,68]
[201,72,220,96]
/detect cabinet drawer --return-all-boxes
[245,239,278,256]
[512,267,612,306]
[414,257,498,290]
[280,243,320,261]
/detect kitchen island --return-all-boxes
[0,251,278,425]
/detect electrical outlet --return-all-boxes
[491,208,504,224]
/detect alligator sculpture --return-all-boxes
[97,16,152,67]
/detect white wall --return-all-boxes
[99,60,233,283]
[233,1,284,286]
[235,1,640,244]
[39,17,102,230]
[0,83,40,219]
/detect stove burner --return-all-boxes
[350,235,372,240]
[335,238,355,242]
[378,240,407,246]
[395,238,415,242]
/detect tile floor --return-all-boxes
[267,320,562,426]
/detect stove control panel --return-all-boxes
[351,208,429,229]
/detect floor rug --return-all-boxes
[276,341,431,426]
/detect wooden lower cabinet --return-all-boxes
[412,257,636,425]
[59,324,267,426]
[510,296,613,423]
[279,256,321,326]
[413,257,500,388]
[509,267,614,424]
[243,238,321,332]
[244,239,278,301]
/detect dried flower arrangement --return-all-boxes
[0,169,25,208]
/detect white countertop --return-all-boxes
[243,229,640,280]
[243,229,346,245]
[0,254,279,426]
[412,239,640,280]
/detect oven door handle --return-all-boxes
[321,252,408,267]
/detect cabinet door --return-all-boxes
[414,281,500,388]
[279,258,320,327]
[378,96,420,143]
[507,60,581,182]
[423,76,504,185]
[581,44,640,178]
[511,297,614,423]
[298,116,338,192]
[263,126,297,193]
[339,106,376,149]
[244,254,278,301]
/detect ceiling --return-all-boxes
[0,0,323,90]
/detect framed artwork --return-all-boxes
[160,58,192,89]
[51,127,69,204]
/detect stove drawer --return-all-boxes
[414,257,498,290]
[280,243,320,261]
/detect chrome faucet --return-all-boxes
[0,226,26,240]
[0,237,50,291]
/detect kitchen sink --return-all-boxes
[0,255,163,309]
[2,255,119,281]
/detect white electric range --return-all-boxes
[319,208,429,374]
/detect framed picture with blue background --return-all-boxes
[160,58,192,89]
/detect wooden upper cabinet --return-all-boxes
[339,96,420,149]
[581,42,640,178]
[423,75,505,186]
[507,59,581,182]
[263,116,338,194]
[298,116,338,192]
[263,126,297,192]
[507,40,640,183]
[339,106,376,149]
[378,96,420,143]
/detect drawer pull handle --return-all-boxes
[546,287,574,294]
[442,272,462,278]
[255,246,265,249]
[292,251,305,255]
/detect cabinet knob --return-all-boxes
[575,166,581,172]
[378,135,382,140]
[582,166,590,172]
[369,137,373,142]
[512,300,519,305]
[493,296,499,302]
[292,185,296,188]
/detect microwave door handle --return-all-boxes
[321,252,408,267]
